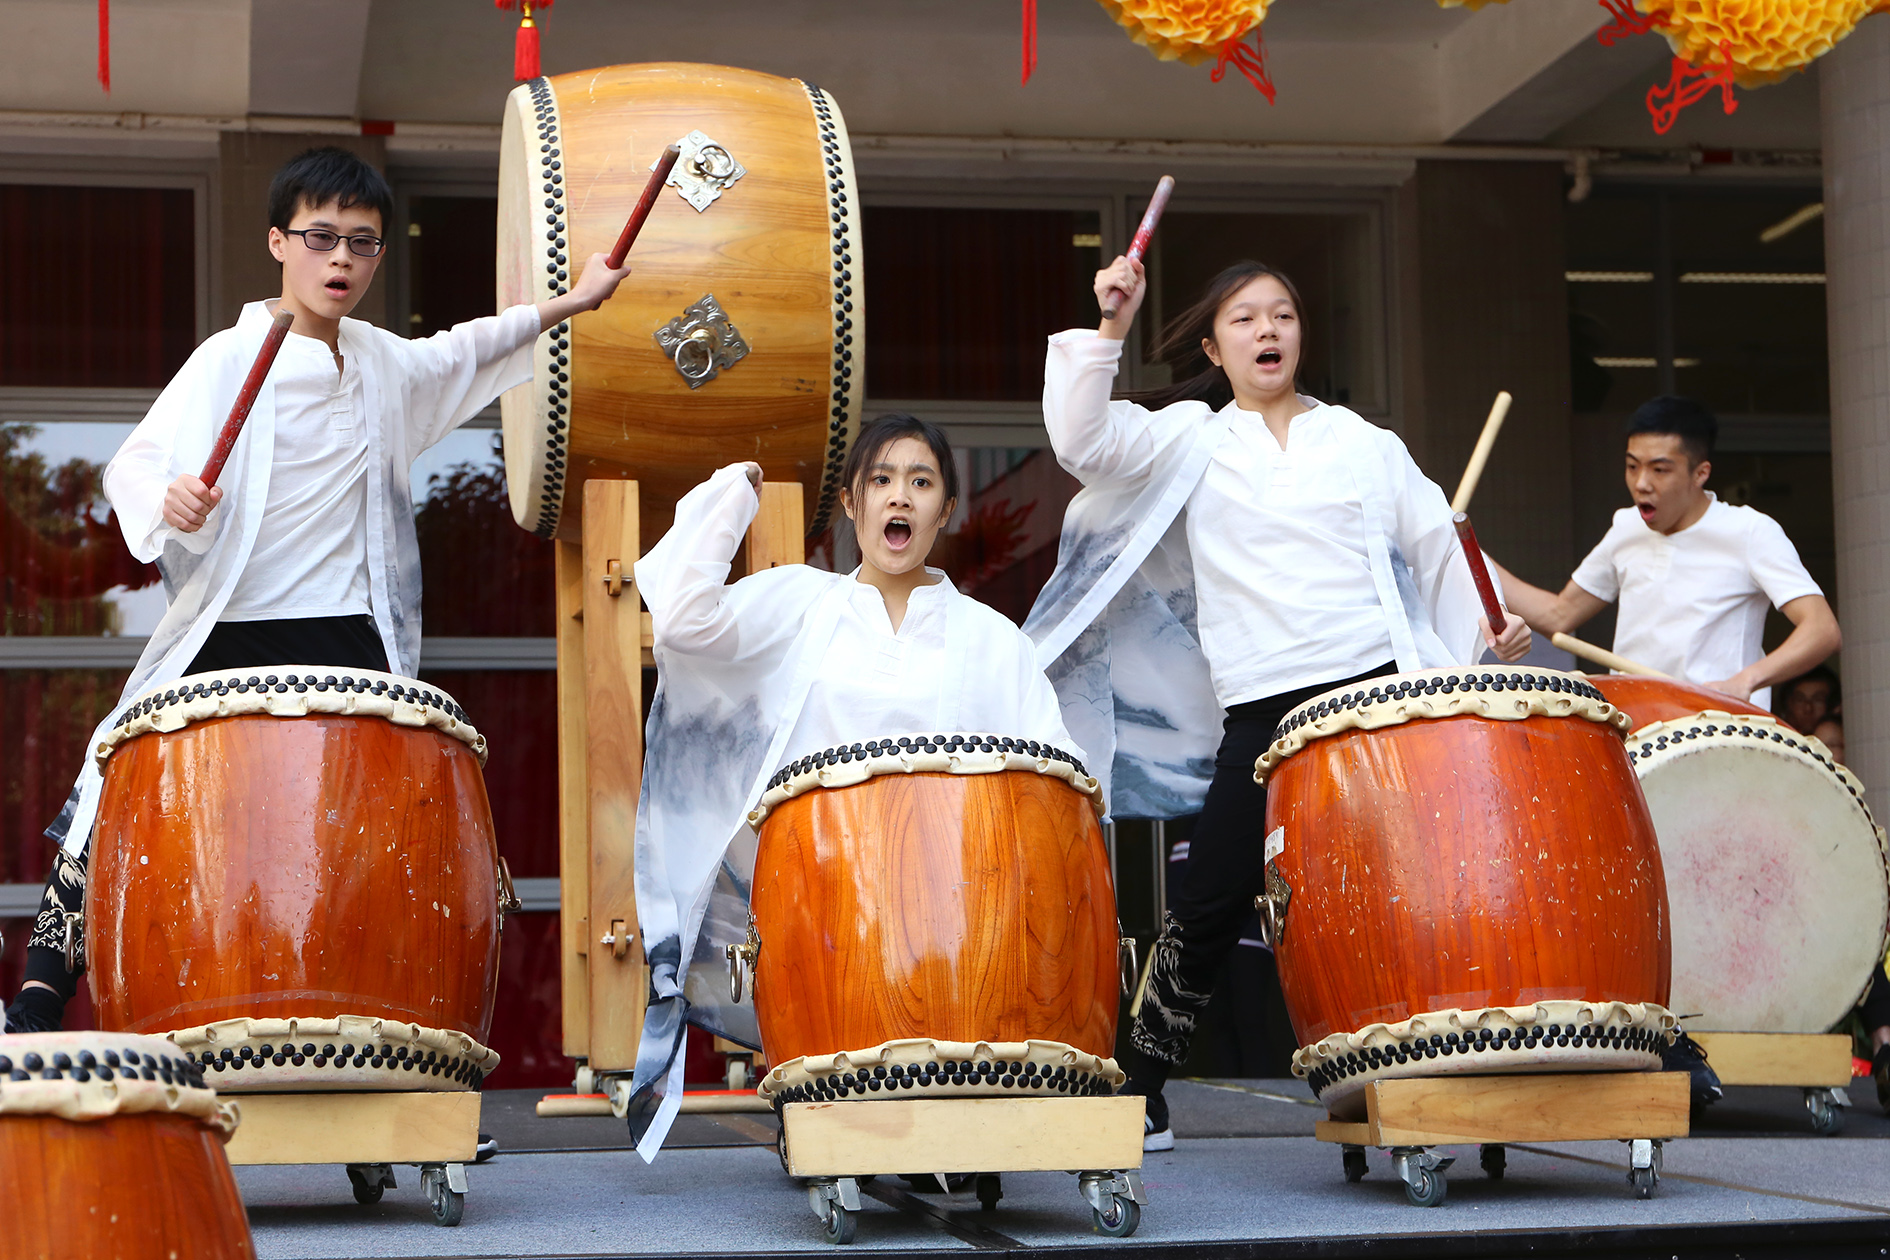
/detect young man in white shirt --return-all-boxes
[1494,396,1839,709]
[1493,395,1843,1106]
[5,147,629,1035]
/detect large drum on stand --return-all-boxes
[87,668,506,1091]
[1,1031,253,1258]
[747,735,1123,1104]
[1257,668,1675,1120]
[1592,675,1890,1033]
[497,62,863,544]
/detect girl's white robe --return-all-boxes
[46,300,537,855]
[627,465,1079,1160]
[1022,330,1497,820]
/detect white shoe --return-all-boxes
[1143,1119,1175,1153]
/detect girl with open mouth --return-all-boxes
[1023,255,1532,1151]
[622,413,1085,1157]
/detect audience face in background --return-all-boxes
[1781,673,1836,734]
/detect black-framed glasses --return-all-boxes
[286,228,386,258]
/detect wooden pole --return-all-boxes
[1450,391,1513,515]
[607,144,682,270]
[1551,631,1670,678]
[1451,513,1507,635]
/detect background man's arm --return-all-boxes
[1490,563,1610,636]
[1704,594,1841,702]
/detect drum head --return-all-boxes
[1630,719,1889,1031]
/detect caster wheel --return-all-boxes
[422,1167,465,1227]
[727,1059,748,1092]
[1342,1147,1368,1183]
[1480,1144,1506,1180]
[346,1164,389,1206]
[822,1203,857,1245]
[1629,1166,1657,1199]
[1806,1092,1844,1136]
[1091,1195,1141,1237]
[975,1173,1003,1212]
[1404,1166,1447,1208]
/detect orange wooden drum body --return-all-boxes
[1588,676,1769,729]
[497,63,862,543]
[1,1032,253,1260]
[87,672,501,1051]
[1260,669,1674,1115]
[750,745,1118,1094]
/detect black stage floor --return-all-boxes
[236,1077,1890,1259]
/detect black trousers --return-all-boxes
[22,615,390,996]
[1130,660,1397,1067]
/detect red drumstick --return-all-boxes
[200,308,295,489]
[608,143,683,270]
[1102,175,1176,320]
[1452,512,1508,636]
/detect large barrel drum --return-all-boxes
[87,668,504,1092]
[1257,668,1675,1119]
[497,62,863,543]
[1,1031,253,1258]
[747,735,1123,1104]
[1592,675,1890,1033]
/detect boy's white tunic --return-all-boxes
[46,300,539,855]
[628,465,1078,1160]
[1023,330,1496,819]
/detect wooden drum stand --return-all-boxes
[553,478,804,1097]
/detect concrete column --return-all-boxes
[1822,19,1890,819]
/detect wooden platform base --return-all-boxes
[781,1096,1143,1177]
[223,1091,481,1166]
[1690,1032,1854,1088]
[1314,1072,1690,1148]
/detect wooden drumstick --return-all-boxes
[1450,391,1512,514]
[200,308,295,489]
[1102,175,1175,320]
[1550,632,1671,678]
[1452,512,1507,636]
[608,143,683,270]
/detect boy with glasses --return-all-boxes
[5,146,630,1034]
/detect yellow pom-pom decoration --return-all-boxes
[1636,0,1881,86]
[1094,0,1274,65]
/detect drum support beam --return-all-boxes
[555,478,804,1083]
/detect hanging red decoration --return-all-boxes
[1595,0,1665,45]
[495,0,553,81]
[1022,0,1038,84]
[1645,41,1738,134]
[97,0,110,92]
[1209,24,1275,100]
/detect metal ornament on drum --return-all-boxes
[1254,668,1677,1120]
[496,62,863,542]
[745,734,1125,1105]
[1595,676,1890,1034]
[1,1031,253,1258]
[86,668,508,1092]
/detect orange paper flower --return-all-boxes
[1635,0,1880,86]
[1095,0,1274,64]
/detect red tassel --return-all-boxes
[97,0,110,92]
[495,0,551,81]
[1022,0,1037,85]
[1211,25,1276,103]
[514,15,540,80]
[1596,0,1664,46]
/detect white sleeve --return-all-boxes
[395,304,541,453]
[1746,513,1823,608]
[1014,632,1080,754]
[104,345,226,561]
[1570,518,1626,602]
[1043,330,1163,485]
[1386,433,1490,661]
[635,464,766,661]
